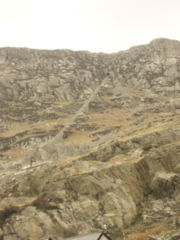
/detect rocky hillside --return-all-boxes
[0,38,180,240]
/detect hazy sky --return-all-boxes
[0,0,180,53]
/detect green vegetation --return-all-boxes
[131,213,142,225]
[143,143,153,151]
[0,207,19,225]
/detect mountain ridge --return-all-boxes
[0,38,180,240]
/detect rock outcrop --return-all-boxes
[0,38,180,240]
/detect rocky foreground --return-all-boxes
[0,38,180,240]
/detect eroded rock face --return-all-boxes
[0,38,180,104]
[0,48,107,102]
[0,38,180,239]
[0,128,179,239]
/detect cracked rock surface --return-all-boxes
[0,38,180,240]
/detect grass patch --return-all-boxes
[131,213,142,225]
[33,195,58,211]
[0,207,19,225]
[143,143,153,151]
